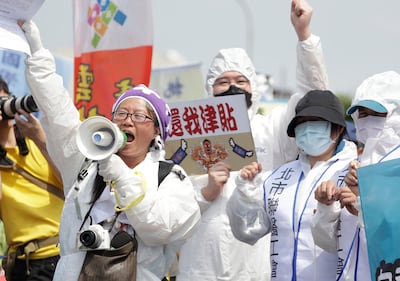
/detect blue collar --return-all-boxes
[333,139,345,155]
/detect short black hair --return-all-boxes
[0,76,10,94]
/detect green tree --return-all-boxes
[337,93,353,122]
[0,221,6,255]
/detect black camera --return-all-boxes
[0,95,39,120]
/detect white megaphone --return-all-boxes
[76,116,127,161]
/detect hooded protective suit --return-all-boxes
[177,34,329,281]
[351,71,400,164]
[205,43,329,170]
[227,139,357,281]
[22,23,201,281]
[311,71,400,281]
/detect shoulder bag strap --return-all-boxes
[158,161,175,187]
[158,161,186,188]
[12,164,64,200]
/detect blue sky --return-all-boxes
[34,0,400,96]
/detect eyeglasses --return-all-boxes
[113,111,154,123]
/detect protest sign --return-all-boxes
[165,94,256,175]
[358,158,400,280]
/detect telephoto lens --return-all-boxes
[0,95,39,119]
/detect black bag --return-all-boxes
[78,231,138,281]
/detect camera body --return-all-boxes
[0,95,39,119]
[77,224,111,250]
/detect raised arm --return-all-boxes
[21,20,85,189]
[262,0,329,169]
[291,0,329,94]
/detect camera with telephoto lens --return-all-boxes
[77,224,111,250]
[0,95,39,120]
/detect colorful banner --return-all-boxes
[149,62,206,103]
[74,0,153,120]
[357,158,400,281]
[165,95,257,175]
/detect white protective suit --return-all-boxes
[177,34,329,281]
[227,140,357,281]
[311,71,400,281]
[24,48,201,281]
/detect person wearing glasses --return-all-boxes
[20,21,201,281]
[113,111,154,123]
[177,0,331,280]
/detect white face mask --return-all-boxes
[354,115,386,144]
[295,121,334,156]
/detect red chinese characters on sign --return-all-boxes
[183,106,202,135]
[170,107,184,137]
[169,102,238,138]
[200,104,218,134]
[218,103,238,132]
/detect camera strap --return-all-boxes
[78,199,121,232]
[14,124,29,156]
[79,161,176,232]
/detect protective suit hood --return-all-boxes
[205,48,260,120]
[350,71,400,164]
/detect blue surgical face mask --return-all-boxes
[295,121,334,156]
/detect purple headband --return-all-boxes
[112,84,171,141]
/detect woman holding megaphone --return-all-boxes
[20,21,200,281]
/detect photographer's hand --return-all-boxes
[15,109,62,183]
[15,109,44,146]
